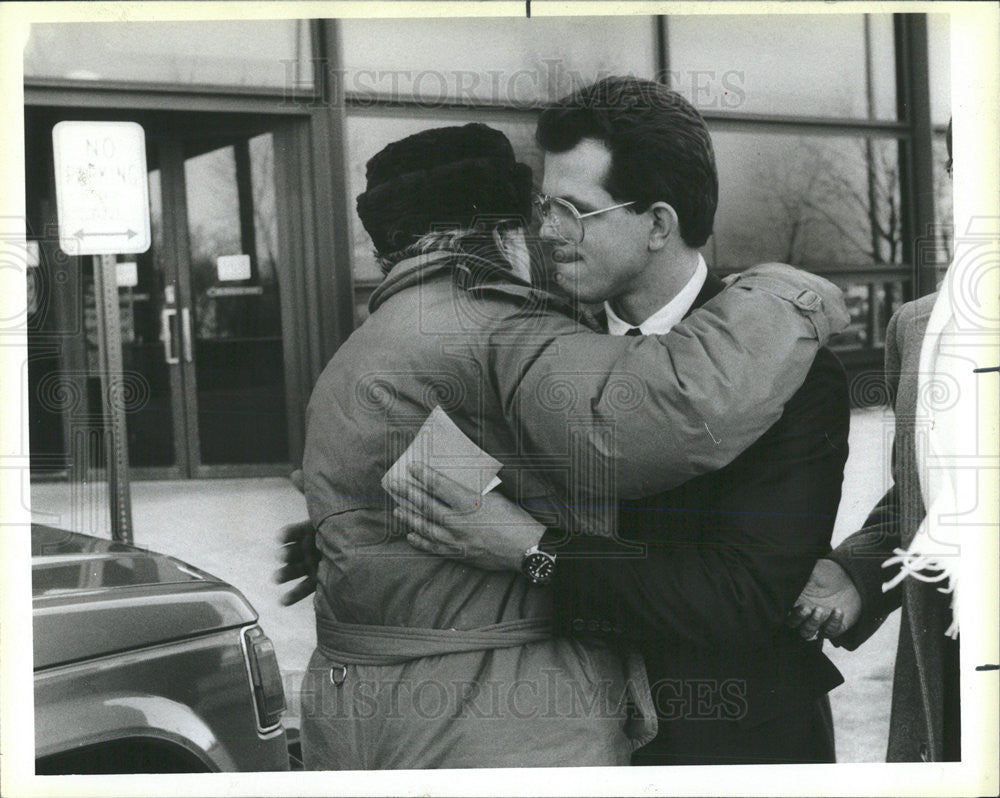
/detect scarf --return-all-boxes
[881,264,987,639]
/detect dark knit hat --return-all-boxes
[356,123,534,256]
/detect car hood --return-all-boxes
[31,524,221,592]
[32,525,258,669]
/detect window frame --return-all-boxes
[23,13,945,384]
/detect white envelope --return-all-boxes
[381,405,502,498]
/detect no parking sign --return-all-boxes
[51,120,149,542]
[52,121,151,256]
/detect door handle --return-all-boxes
[160,307,179,365]
[181,307,193,363]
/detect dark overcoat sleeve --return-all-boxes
[546,350,851,650]
[824,310,906,651]
[489,266,848,510]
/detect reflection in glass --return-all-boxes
[711,131,907,351]
[184,138,288,465]
[24,20,313,89]
[932,133,954,266]
[927,14,952,126]
[867,14,898,121]
[837,281,907,350]
[339,17,655,106]
[710,132,902,269]
[185,147,242,340]
[32,555,180,594]
[668,14,897,119]
[81,164,177,468]
[120,162,176,468]
[250,135,279,290]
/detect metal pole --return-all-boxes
[906,15,937,299]
[92,253,134,543]
[895,13,937,300]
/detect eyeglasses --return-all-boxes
[533,194,636,244]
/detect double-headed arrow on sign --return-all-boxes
[74,229,139,240]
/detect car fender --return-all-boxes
[34,691,235,770]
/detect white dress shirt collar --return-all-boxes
[604,254,709,336]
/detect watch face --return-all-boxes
[524,552,555,583]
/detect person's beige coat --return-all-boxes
[301,251,847,769]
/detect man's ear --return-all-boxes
[648,202,678,251]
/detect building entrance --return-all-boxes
[27,108,307,478]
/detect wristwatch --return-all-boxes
[521,544,556,585]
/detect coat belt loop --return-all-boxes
[329,665,348,687]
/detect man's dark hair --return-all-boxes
[536,76,718,248]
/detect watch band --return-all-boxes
[521,544,557,585]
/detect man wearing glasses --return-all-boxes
[397,76,851,765]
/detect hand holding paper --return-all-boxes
[382,407,543,571]
[382,405,502,499]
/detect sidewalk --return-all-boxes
[30,407,897,762]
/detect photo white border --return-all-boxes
[2,2,996,796]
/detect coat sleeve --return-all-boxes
[546,351,851,649]
[824,485,904,650]
[824,308,907,650]
[493,264,850,519]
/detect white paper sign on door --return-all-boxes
[216,254,252,282]
[116,261,138,288]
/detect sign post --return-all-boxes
[92,253,135,543]
[53,121,151,544]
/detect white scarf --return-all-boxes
[881,266,985,639]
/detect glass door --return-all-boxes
[29,107,304,481]
[175,134,289,473]
[78,147,186,477]
[119,161,184,471]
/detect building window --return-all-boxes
[710,130,907,353]
[928,14,953,271]
[24,20,314,90]
[666,14,897,119]
[338,16,657,106]
[710,132,903,269]
[332,13,947,381]
[927,14,952,127]
[932,133,954,265]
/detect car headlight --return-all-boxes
[241,625,286,732]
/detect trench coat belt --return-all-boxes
[314,614,659,750]
[315,615,553,665]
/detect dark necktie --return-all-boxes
[625,327,642,336]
